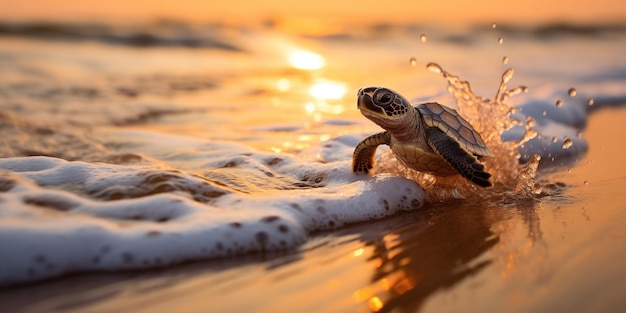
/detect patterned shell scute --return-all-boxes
[417,102,493,157]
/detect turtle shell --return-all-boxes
[416,102,493,157]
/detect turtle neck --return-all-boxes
[390,111,420,142]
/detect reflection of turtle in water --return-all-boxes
[352,87,493,187]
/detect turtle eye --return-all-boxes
[375,91,394,105]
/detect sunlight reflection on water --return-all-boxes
[309,81,347,100]
[288,49,325,70]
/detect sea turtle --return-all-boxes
[352,86,494,187]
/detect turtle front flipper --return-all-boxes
[426,127,492,187]
[352,131,391,174]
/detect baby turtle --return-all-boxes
[352,87,494,187]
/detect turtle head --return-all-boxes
[357,87,412,129]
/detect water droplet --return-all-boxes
[426,62,442,73]
[583,180,589,185]
[420,34,427,42]
[577,131,583,138]
[561,137,573,149]
[542,110,547,116]
[522,128,537,142]
[501,68,514,83]
[588,98,594,106]
[555,100,563,107]
[492,23,497,29]
[526,116,536,127]
[568,88,577,97]
[552,136,558,143]
[567,168,572,173]
[409,57,417,67]
[507,85,527,96]
[498,37,504,44]
[587,159,592,164]
[502,56,509,64]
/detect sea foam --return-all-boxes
[0,148,425,286]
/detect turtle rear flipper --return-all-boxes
[426,127,492,187]
[352,131,391,174]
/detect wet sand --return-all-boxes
[2,107,626,312]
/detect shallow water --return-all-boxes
[1,21,626,311]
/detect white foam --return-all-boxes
[0,151,425,286]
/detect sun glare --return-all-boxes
[288,50,325,70]
[309,81,347,100]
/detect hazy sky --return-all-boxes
[1,0,625,26]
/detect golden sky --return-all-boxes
[1,0,625,26]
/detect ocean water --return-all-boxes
[1,20,626,307]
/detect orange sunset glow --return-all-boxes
[2,0,625,26]
[2,0,626,310]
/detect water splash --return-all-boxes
[495,68,516,103]
[511,154,542,198]
[520,128,538,144]
[375,63,540,201]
